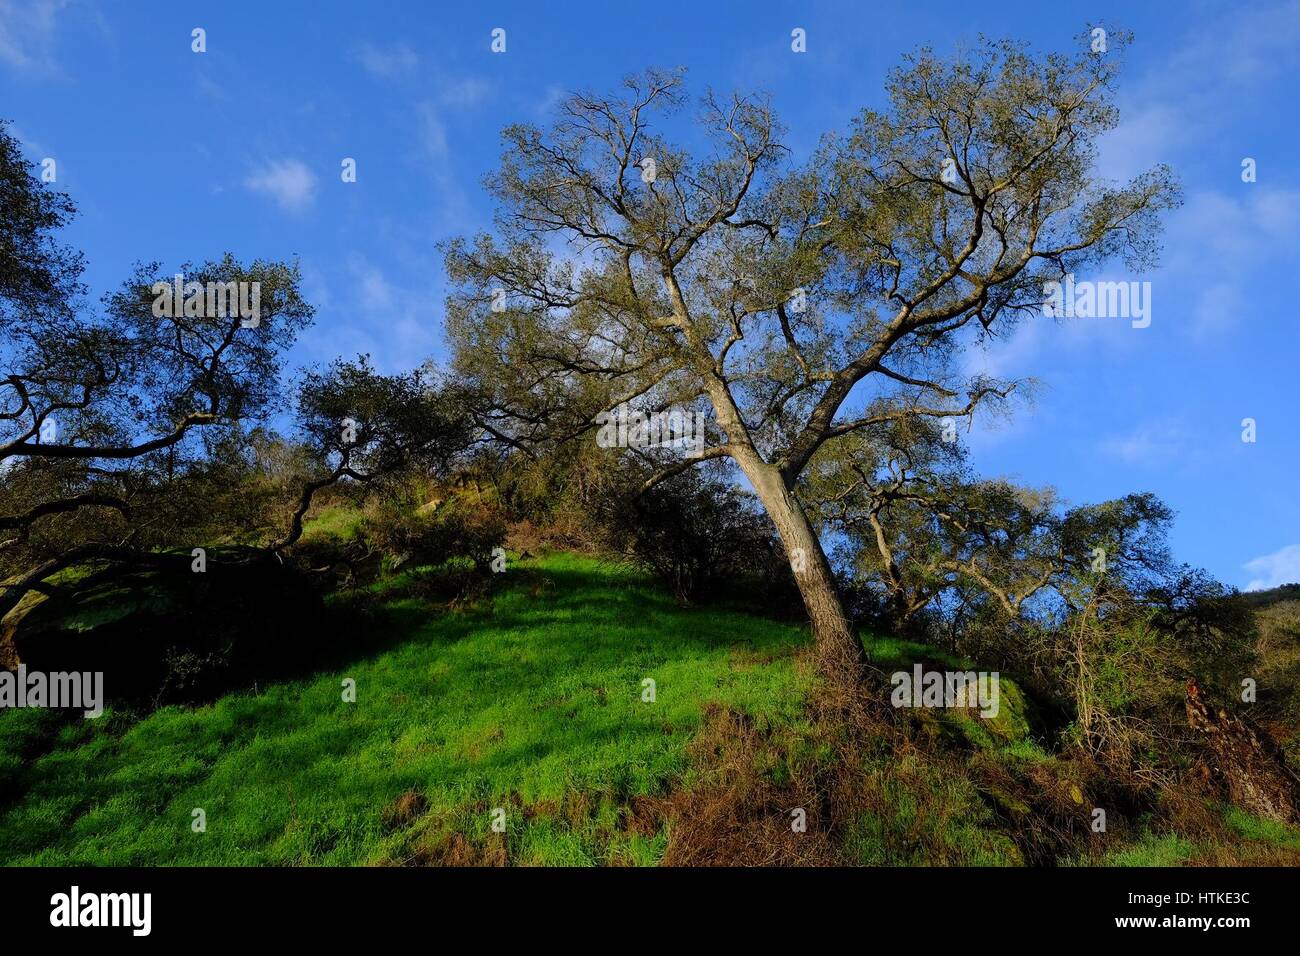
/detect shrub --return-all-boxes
[604,467,786,604]
[362,484,507,572]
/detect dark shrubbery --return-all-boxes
[3,552,326,707]
[604,467,791,606]
[361,480,507,573]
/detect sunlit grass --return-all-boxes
[0,553,812,865]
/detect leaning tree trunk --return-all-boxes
[738,455,869,690]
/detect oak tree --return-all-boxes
[444,36,1179,688]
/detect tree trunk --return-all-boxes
[737,455,869,689]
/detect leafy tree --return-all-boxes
[273,356,472,550]
[0,121,315,611]
[0,122,470,620]
[815,421,1256,767]
[812,415,1181,629]
[602,461,782,603]
[445,36,1179,687]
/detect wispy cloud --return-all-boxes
[410,76,495,166]
[5,123,48,157]
[964,320,1046,379]
[350,258,396,312]
[355,42,418,79]
[438,76,491,109]
[1244,543,1300,591]
[416,102,449,162]
[1165,187,1300,339]
[243,159,318,213]
[301,257,442,371]
[1098,0,1300,181]
[1088,2,1300,345]
[533,84,566,119]
[195,71,229,102]
[1098,422,1190,465]
[0,0,73,74]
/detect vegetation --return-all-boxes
[3,546,1295,866]
[0,552,812,865]
[443,39,1178,686]
[2,31,1298,867]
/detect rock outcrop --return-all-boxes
[1186,678,1300,825]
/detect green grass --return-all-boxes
[868,634,1035,748]
[7,545,1293,867]
[0,553,813,866]
[1073,808,1300,867]
[299,502,365,544]
[1098,832,1196,867]
[1223,806,1300,851]
[845,752,1025,866]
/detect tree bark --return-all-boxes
[737,453,869,689]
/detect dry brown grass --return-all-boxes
[383,789,428,828]
[656,706,845,865]
[656,675,904,866]
[409,831,509,867]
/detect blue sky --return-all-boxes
[1,0,1297,591]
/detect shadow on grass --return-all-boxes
[0,553,814,865]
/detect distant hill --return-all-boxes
[1242,583,1300,608]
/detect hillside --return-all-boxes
[2,551,1298,866]
[0,553,809,865]
[1242,583,1300,608]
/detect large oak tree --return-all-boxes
[444,35,1179,688]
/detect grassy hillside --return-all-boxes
[2,550,1297,866]
[0,553,814,865]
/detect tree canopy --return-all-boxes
[445,36,1181,685]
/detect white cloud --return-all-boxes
[356,42,418,79]
[960,284,1148,384]
[417,103,449,161]
[243,159,318,213]
[1098,0,1300,180]
[298,259,333,312]
[1244,544,1300,591]
[438,76,491,109]
[405,79,489,171]
[312,258,441,370]
[6,123,47,157]
[1095,104,1189,184]
[0,0,72,74]
[1190,281,1242,339]
[964,320,1045,379]
[195,71,229,102]
[349,258,396,313]
[1154,0,1300,94]
[1164,187,1300,339]
[533,85,566,119]
[1098,422,1189,465]
[1099,432,1162,465]
[1084,2,1300,348]
[1181,188,1300,259]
